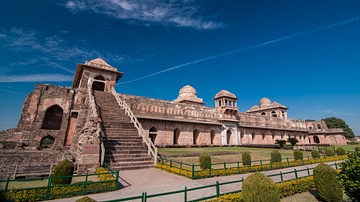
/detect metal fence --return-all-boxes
[105,162,340,202]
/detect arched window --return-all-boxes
[227,129,232,145]
[173,128,180,145]
[317,124,321,129]
[41,105,63,130]
[40,135,55,149]
[149,126,157,144]
[262,133,265,139]
[313,136,320,143]
[193,129,199,145]
[92,75,105,91]
[210,130,215,145]
[271,111,277,117]
[252,132,255,140]
[261,112,266,116]
[272,133,275,139]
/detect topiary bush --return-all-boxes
[75,196,97,202]
[271,150,282,162]
[313,163,343,202]
[293,149,303,160]
[52,159,74,185]
[339,150,360,200]
[325,148,334,157]
[355,146,360,152]
[242,151,251,166]
[242,172,280,202]
[336,147,345,155]
[199,152,211,170]
[311,149,320,159]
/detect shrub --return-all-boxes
[339,151,360,200]
[271,150,282,162]
[52,160,74,185]
[336,147,345,155]
[311,149,320,159]
[199,152,211,170]
[293,150,303,160]
[275,139,286,148]
[242,151,251,166]
[313,163,343,202]
[355,146,360,152]
[325,148,334,157]
[75,196,97,202]
[287,138,299,146]
[242,172,280,202]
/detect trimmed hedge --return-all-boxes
[52,160,74,185]
[242,152,251,166]
[199,152,211,170]
[293,150,303,160]
[325,148,334,157]
[0,167,117,201]
[206,176,315,202]
[75,196,97,202]
[336,147,345,155]
[271,150,282,162]
[311,149,320,159]
[355,146,360,152]
[314,163,343,202]
[156,155,347,179]
[242,172,280,202]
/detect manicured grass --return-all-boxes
[333,144,359,151]
[158,147,313,165]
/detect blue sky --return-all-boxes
[0,0,359,135]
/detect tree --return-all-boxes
[275,139,286,148]
[339,151,360,200]
[323,117,354,139]
[287,137,299,146]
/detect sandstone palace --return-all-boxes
[0,58,346,178]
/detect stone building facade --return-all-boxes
[0,58,346,178]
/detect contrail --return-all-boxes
[119,16,360,85]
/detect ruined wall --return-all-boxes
[17,84,75,148]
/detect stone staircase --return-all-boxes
[93,91,154,170]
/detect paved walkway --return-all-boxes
[49,162,340,202]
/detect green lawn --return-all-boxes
[333,144,359,151]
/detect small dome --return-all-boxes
[250,105,259,110]
[174,85,203,104]
[214,90,237,99]
[179,85,196,96]
[260,97,271,105]
[89,58,111,67]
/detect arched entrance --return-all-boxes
[193,129,199,145]
[40,135,55,149]
[41,105,63,130]
[173,128,180,145]
[226,129,232,145]
[210,130,215,145]
[149,126,157,144]
[92,75,105,91]
[313,136,320,144]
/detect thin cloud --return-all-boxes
[317,109,338,115]
[63,0,224,30]
[0,74,73,82]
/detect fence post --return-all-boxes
[280,171,283,182]
[224,162,227,170]
[216,181,220,197]
[260,160,262,167]
[115,170,119,190]
[180,162,183,170]
[170,160,173,168]
[192,164,195,179]
[287,157,289,167]
[237,162,240,174]
[184,186,187,202]
[142,192,147,202]
[307,167,310,176]
[45,174,52,200]
[294,169,298,179]
[84,173,88,195]
[335,162,338,170]
[210,164,212,177]
[4,176,10,193]
[270,160,272,170]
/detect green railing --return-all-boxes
[0,170,119,201]
[157,153,346,179]
[105,162,340,202]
